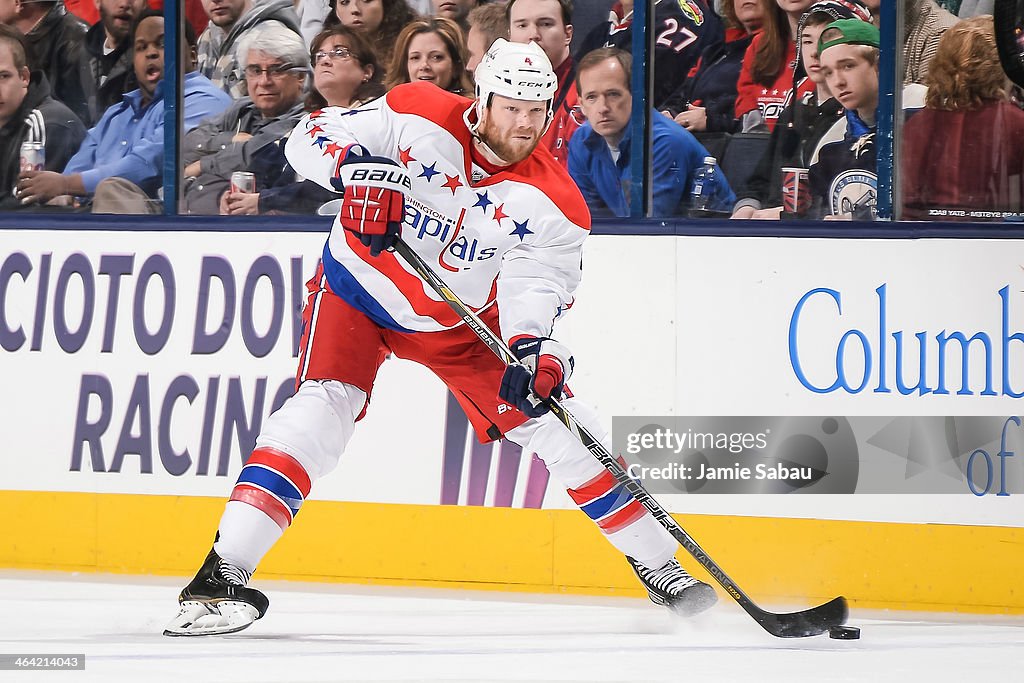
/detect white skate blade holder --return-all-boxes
[163,600,260,637]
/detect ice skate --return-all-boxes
[163,548,269,637]
[627,556,718,617]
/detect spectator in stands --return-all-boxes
[385,17,472,94]
[0,25,85,209]
[902,16,1024,220]
[734,0,814,132]
[77,0,145,127]
[507,0,579,167]
[325,0,419,72]
[904,0,958,85]
[220,25,385,215]
[307,24,385,109]
[465,1,505,74]
[577,0,723,112]
[732,0,871,218]
[183,22,308,214]
[197,0,302,98]
[661,0,766,133]
[431,0,476,34]
[568,47,735,217]
[807,18,879,219]
[0,0,88,116]
[16,10,232,212]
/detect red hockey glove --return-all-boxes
[498,336,574,418]
[335,156,411,257]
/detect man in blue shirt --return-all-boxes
[568,46,735,217]
[16,8,232,212]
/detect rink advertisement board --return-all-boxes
[2,230,1024,530]
[3,228,1024,612]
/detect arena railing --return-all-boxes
[3,0,1024,236]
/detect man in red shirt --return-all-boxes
[507,0,580,167]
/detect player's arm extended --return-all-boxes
[496,219,587,343]
[284,102,398,191]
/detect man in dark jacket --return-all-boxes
[731,0,872,218]
[77,0,143,126]
[0,24,85,209]
[0,0,88,118]
[184,22,308,213]
[196,0,302,98]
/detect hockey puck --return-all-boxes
[828,625,861,640]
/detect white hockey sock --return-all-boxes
[506,398,677,569]
[214,500,285,574]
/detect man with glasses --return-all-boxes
[196,0,302,99]
[182,21,308,214]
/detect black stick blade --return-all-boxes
[751,596,848,638]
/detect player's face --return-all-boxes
[0,0,18,23]
[334,0,384,35]
[577,58,632,142]
[407,31,454,91]
[733,0,765,33]
[432,0,475,24]
[133,16,165,102]
[246,49,306,117]
[478,94,547,164]
[98,0,137,43]
[202,0,249,28]
[313,37,372,107]
[508,0,572,68]
[800,22,828,84]
[0,44,29,127]
[820,44,879,116]
[466,24,488,75]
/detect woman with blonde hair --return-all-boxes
[385,17,473,95]
[901,16,1024,220]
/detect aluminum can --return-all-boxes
[19,141,45,173]
[781,167,810,215]
[230,171,256,194]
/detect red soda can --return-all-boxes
[230,171,256,194]
[19,141,45,173]
[781,167,810,215]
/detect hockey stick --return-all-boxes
[392,237,848,638]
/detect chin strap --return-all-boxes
[463,104,512,166]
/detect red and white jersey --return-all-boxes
[284,82,591,342]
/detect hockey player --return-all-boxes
[164,38,717,637]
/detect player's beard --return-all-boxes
[477,115,541,165]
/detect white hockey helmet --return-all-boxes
[473,38,558,114]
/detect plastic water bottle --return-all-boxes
[690,156,720,212]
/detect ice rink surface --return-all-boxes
[0,571,1020,683]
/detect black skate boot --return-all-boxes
[627,555,718,617]
[163,548,269,636]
